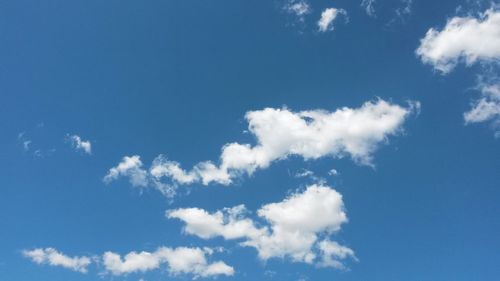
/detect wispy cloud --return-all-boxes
[360,0,376,17]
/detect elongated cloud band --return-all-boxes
[23,246,234,278]
[23,248,91,273]
[104,99,419,196]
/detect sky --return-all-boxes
[1,0,500,280]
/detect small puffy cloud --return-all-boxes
[416,8,500,73]
[464,82,500,135]
[284,0,311,19]
[67,134,92,154]
[169,185,356,269]
[103,155,149,187]
[103,247,234,278]
[105,100,416,195]
[328,169,339,176]
[318,8,347,32]
[23,248,91,273]
[361,0,376,17]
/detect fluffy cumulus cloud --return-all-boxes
[103,247,234,278]
[67,134,92,154]
[416,8,500,74]
[318,7,347,32]
[104,100,418,196]
[23,248,91,273]
[168,184,356,269]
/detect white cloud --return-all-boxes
[103,247,234,278]
[416,8,500,73]
[295,169,314,178]
[68,134,92,154]
[317,239,357,269]
[169,185,356,268]
[318,8,347,32]
[328,169,339,176]
[464,82,500,133]
[23,248,91,273]
[361,0,376,17]
[103,155,149,187]
[105,100,417,196]
[284,0,311,19]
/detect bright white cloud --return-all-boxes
[23,248,91,273]
[168,205,265,240]
[416,8,500,73]
[103,247,234,278]
[318,8,347,32]
[169,185,356,268]
[361,0,376,17]
[68,134,92,154]
[105,100,417,195]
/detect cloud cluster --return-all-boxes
[104,100,418,196]
[23,248,91,273]
[103,247,234,278]
[168,184,356,269]
[23,247,233,278]
[416,8,500,74]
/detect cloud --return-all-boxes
[317,8,347,32]
[317,240,357,269]
[169,205,265,240]
[104,155,149,187]
[284,0,311,20]
[67,134,92,154]
[395,0,412,19]
[416,8,500,73]
[103,247,234,278]
[360,0,376,17]
[23,248,91,273]
[464,81,500,135]
[168,184,356,269]
[328,169,339,176]
[295,169,314,178]
[105,100,418,196]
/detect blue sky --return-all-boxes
[1,0,500,280]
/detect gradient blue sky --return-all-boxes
[1,0,499,280]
